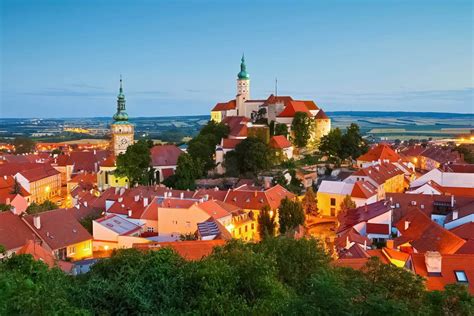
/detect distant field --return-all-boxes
[0,112,472,143]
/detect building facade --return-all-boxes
[110,78,134,156]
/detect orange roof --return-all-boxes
[357,143,400,163]
[100,155,116,168]
[17,240,55,267]
[302,100,319,110]
[351,180,377,199]
[333,258,369,270]
[69,173,97,184]
[412,253,474,293]
[352,162,404,185]
[222,116,249,137]
[395,208,465,254]
[133,240,225,260]
[277,100,312,118]
[211,100,236,112]
[449,222,474,240]
[269,135,292,149]
[382,247,410,262]
[221,138,243,149]
[366,223,390,235]
[314,109,329,119]
[0,212,37,251]
[197,200,233,220]
[23,209,92,251]
[224,184,295,210]
[150,145,182,167]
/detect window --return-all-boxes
[69,246,76,255]
[251,223,254,230]
[147,227,154,233]
[330,198,336,206]
[455,271,468,283]
[245,225,248,232]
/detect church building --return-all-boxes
[110,77,134,156]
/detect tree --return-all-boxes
[274,123,288,137]
[13,137,35,154]
[225,137,273,176]
[26,200,56,215]
[257,206,276,239]
[278,197,305,235]
[165,153,203,190]
[302,187,318,216]
[50,148,62,156]
[0,204,13,212]
[115,140,152,186]
[10,178,22,195]
[455,144,474,164]
[340,195,356,213]
[341,123,368,161]
[291,112,311,148]
[319,128,343,163]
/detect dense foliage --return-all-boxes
[224,137,274,177]
[164,153,203,190]
[257,205,276,239]
[26,200,56,215]
[274,123,289,137]
[291,112,312,148]
[13,136,35,154]
[455,144,474,164]
[278,197,305,235]
[0,238,471,315]
[115,139,153,186]
[319,123,368,164]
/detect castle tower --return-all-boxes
[236,54,250,116]
[110,77,134,156]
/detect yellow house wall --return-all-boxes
[211,111,222,123]
[67,239,93,261]
[317,192,345,217]
[382,174,405,193]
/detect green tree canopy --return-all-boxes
[224,137,273,177]
[164,153,203,190]
[278,197,305,235]
[26,200,56,215]
[302,187,318,216]
[341,123,368,161]
[115,139,152,186]
[13,136,35,154]
[274,123,289,137]
[291,112,312,148]
[340,195,356,213]
[319,127,343,162]
[257,206,276,240]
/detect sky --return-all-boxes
[1,0,473,118]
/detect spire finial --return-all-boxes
[275,77,278,96]
[241,53,245,63]
[119,74,123,93]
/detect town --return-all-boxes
[1,55,473,313]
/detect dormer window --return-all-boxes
[454,271,468,283]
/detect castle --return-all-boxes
[110,77,134,157]
[211,56,331,149]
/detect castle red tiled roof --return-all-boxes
[69,173,97,184]
[302,100,319,110]
[264,94,294,107]
[150,145,183,167]
[17,164,60,182]
[411,253,474,294]
[68,150,110,172]
[394,208,465,254]
[357,144,400,163]
[133,240,226,260]
[277,100,312,118]
[314,109,329,119]
[222,116,249,138]
[23,209,92,251]
[269,135,292,149]
[211,100,236,111]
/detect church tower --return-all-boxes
[110,77,134,156]
[236,54,250,116]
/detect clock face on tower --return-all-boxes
[117,136,130,150]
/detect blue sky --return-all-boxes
[1,0,472,118]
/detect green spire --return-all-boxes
[237,54,250,80]
[113,76,128,122]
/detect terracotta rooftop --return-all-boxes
[337,201,392,234]
[150,145,183,167]
[133,240,226,260]
[224,184,295,210]
[269,135,292,149]
[351,180,378,199]
[357,143,400,163]
[0,212,37,251]
[277,100,312,118]
[352,162,405,185]
[211,100,236,112]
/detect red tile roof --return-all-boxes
[411,253,474,293]
[314,109,329,119]
[366,223,390,235]
[150,145,182,167]
[269,135,292,149]
[449,222,474,240]
[394,208,465,254]
[224,184,295,210]
[302,100,319,110]
[0,212,37,251]
[68,150,110,172]
[17,240,56,267]
[17,164,60,182]
[337,201,391,234]
[357,143,400,163]
[382,247,410,262]
[222,116,249,138]
[133,240,225,260]
[335,228,372,250]
[277,100,312,118]
[351,180,377,199]
[69,173,97,184]
[197,200,232,220]
[23,209,92,251]
[211,100,236,112]
[352,162,404,185]
[221,138,243,149]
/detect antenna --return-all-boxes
[275,77,278,96]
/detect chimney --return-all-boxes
[363,240,367,250]
[205,194,209,201]
[452,210,458,221]
[128,209,132,217]
[6,198,10,205]
[118,197,123,203]
[425,251,442,274]
[84,201,88,207]
[33,216,41,230]
[119,187,125,196]
[180,192,184,199]
[3,175,6,180]
[386,240,394,249]
[451,195,455,208]
[404,221,410,230]
[143,197,149,207]
[93,150,97,155]
[345,236,350,249]
[134,195,139,202]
